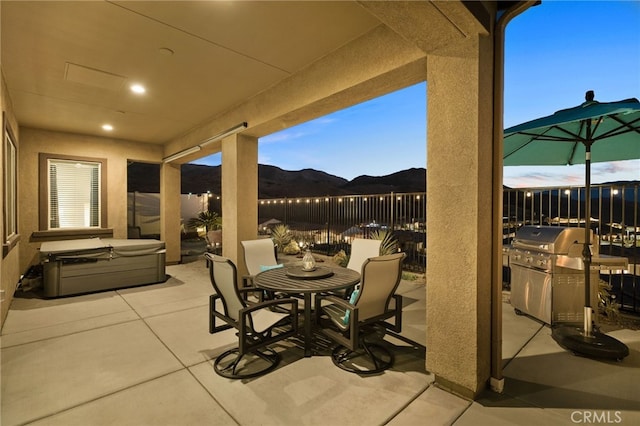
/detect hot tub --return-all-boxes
[40,238,166,297]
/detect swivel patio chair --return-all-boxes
[206,253,298,379]
[347,238,382,273]
[335,238,382,299]
[241,238,280,288]
[241,238,282,302]
[315,252,405,374]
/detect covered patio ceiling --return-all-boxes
[1,1,501,150]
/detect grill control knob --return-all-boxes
[525,256,533,263]
[538,259,547,267]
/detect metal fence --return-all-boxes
[503,183,639,315]
[257,183,640,315]
[258,193,426,270]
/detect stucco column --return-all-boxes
[426,34,495,399]
[160,162,182,264]
[221,133,258,280]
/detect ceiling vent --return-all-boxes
[64,62,126,91]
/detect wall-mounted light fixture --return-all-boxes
[162,122,248,163]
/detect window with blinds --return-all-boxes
[3,116,18,256]
[48,159,101,229]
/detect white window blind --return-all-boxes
[4,130,17,241]
[48,159,101,229]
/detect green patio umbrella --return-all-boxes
[504,91,640,360]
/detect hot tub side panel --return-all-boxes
[41,239,166,297]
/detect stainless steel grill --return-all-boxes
[509,226,599,325]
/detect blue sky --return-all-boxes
[192,0,640,188]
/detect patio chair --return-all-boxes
[315,252,405,374]
[205,253,298,379]
[347,238,382,273]
[241,238,279,289]
[335,238,382,299]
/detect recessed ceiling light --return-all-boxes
[158,47,174,56]
[130,84,146,94]
[102,124,113,131]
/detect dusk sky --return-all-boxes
[192,1,640,188]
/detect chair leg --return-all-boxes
[213,347,281,379]
[331,338,394,375]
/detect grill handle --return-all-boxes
[512,241,550,252]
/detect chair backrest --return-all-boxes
[353,253,405,322]
[346,238,382,273]
[205,253,245,322]
[241,238,277,276]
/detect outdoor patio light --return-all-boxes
[301,248,316,271]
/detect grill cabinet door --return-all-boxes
[510,264,552,324]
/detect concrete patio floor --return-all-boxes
[2,257,639,426]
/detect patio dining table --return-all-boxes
[254,264,360,357]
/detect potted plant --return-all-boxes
[188,211,222,247]
[370,229,398,255]
[270,224,292,253]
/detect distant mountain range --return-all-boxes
[128,162,638,226]
[128,163,427,198]
[128,162,637,201]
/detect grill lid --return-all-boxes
[512,225,591,254]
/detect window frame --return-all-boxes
[38,153,108,235]
[3,113,19,257]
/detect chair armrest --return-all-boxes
[241,297,299,315]
[238,286,264,302]
[242,275,254,288]
[391,294,403,311]
[316,294,358,310]
[239,297,299,335]
[317,293,354,310]
[387,294,403,333]
[315,293,358,332]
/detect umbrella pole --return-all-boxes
[551,124,628,360]
[583,143,593,336]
